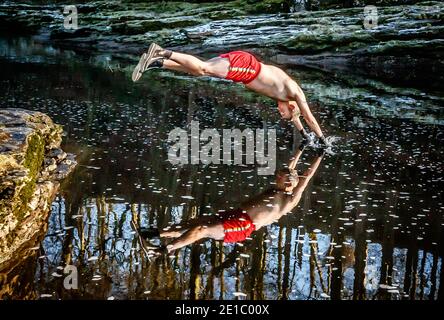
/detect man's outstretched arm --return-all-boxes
[292,154,323,195]
[281,153,324,213]
[291,112,310,139]
[290,82,326,142]
[288,143,305,170]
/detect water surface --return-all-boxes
[0,37,443,300]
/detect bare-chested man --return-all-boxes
[132,43,328,145]
[136,144,324,254]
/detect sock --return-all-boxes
[147,58,164,69]
[162,50,173,59]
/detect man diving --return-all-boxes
[132,43,328,145]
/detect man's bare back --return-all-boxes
[240,188,298,230]
[246,63,295,101]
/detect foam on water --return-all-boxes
[304,133,340,155]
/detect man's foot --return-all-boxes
[139,227,160,239]
[144,58,164,72]
[131,43,164,82]
[149,245,169,255]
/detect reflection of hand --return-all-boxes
[298,141,307,151]
[318,135,328,148]
[316,147,326,157]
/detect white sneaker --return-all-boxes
[132,43,164,82]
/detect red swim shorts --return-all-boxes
[217,208,256,243]
[219,51,261,84]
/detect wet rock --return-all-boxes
[0,1,441,82]
[47,148,67,161]
[0,108,77,267]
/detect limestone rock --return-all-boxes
[0,108,77,267]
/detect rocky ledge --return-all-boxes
[0,1,442,84]
[0,108,76,267]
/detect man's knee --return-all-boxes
[191,225,208,237]
[197,62,213,77]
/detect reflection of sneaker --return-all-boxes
[131,43,164,82]
[150,245,168,255]
[139,227,160,239]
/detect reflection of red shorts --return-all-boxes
[217,208,255,243]
[219,51,261,84]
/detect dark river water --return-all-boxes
[0,37,443,300]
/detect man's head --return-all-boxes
[275,168,299,192]
[277,100,298,120]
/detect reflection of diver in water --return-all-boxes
[138,144,324,254]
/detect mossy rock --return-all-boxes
[0,108,77,268]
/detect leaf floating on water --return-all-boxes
[313,229,321,233]
[81,165,101,170]
[233,292,247,297]
[88,256,99,262]
[107,296,115,300]
[144,290,151,294]
[40,294,52,298]
[51,272,62,278]
[320,293,330,298]
[181,195,194,200]
[379,284,397,290]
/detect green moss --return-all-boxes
[235,0,292,14]
[13,133,45,220]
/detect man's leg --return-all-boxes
[159,50,229,78]
[162,59,191,74]
[160,216,216,238]
[166,222,225,252]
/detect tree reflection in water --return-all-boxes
[0,52,442,300]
